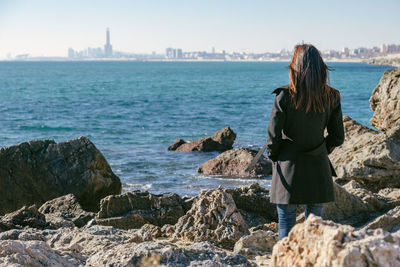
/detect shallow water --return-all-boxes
[0,62,393,196]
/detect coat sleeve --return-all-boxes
[326,100,345,154]
[267,91,286,161]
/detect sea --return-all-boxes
[0,61,393,197]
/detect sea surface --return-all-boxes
[0,62,393,196]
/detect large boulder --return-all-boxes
[0,137,121,214]
[173,187,249,249]
[370,68,400,131]
[197,148,272,178]
[329,116,400,191]
[225,183,277,226]
[271,214,400,267]
[168,126,237,152]
[96,191,185,230]
[39,194,95,229]
[322,183,377,226]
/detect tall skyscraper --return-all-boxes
[104,28,113,57]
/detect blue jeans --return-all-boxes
[276,203,323,240]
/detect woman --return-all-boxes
[267,44,345,240]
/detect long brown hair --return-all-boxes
[289,44,339,113]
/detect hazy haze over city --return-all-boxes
[1,0,400,59]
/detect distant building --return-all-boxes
[176,49,183,59]
[380,44,388,53]
[68,48,75,58]
[104,28,113,57]
[342,47,349,56]
[166,47,174,59]
[212,47,215,54]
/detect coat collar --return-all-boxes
[272,84,290,95]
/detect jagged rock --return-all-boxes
[0,205,47,230]
[173,187,249,249]
[86,241,255,267]
[0,136,121,214]
[0,228,46,241]
[225,183,277,227]
[370,67,400,131]
[329,116,400,191]
[135,224,162,241]
[362,206,400,233]
[0,240,81,266]
[38,194,95,229]
[96,191,185,230]
[233,230,277,259]
[197,148,272,178]
[378,188,400,206]
[271,214,400,267]
[322,183,376,226]
[168,126,237,152]
[342,180,389,211]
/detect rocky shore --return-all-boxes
[0,68,399,266]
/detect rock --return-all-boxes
[169,126,237,152]
[167,138,186,150]
[370,68,400,131]
[38,194,95,229]
[271,214,400,267]
[362,206,400,233]
[0,136,121,214]
[233,230,277,259]
[86,241,255,267]
[342,180,389,211]
[322,183,376,226]
[135,223,162,241]
[96,191,185,230]
[329,116,400,191]
[197,148,272,178]
[0,205,47,230]
[0,228,46,241]
[0,240,81,266]
[378,188,400,206]
[173,187,249,249]
[225,183,277,227]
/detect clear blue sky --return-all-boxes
[0,0,399,58]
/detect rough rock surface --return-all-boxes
[0,136,121,214]
[342,180,389,211]
[168,126,237,152]
[271,214,400,267]
[86,241,255,267]
[370,67,400,131]
[197,148,272,178]
[96,190,185,230]
[233,230,277,259]
[38,194,95,229]
[322,183,377,226]
[362,206,400,233]
[225,183,277,226]
[378,187,400,206]
[0,205,47,230]
[329,116,400,191]
[173,187,249,249]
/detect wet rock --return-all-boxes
[197,148,272,178]
[0,240,81,266]
[330,116,400,191]
[370,67,400,131]
[169,126,237,152]
[362,206,400,233]
[173,187,249,249]
[0,205,47,230]
[96,191,185,230]
[233,230,277,259]
[38,194,95,229]
[86,241,255,267]
[0,136,121,214]
[225,183,277,227]
[271,214,400,267]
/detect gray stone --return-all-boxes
[233,230,277,259]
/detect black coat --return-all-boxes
[267,85,344,204]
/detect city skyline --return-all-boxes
[1,0,400,59]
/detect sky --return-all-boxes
[0,0,399,58]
